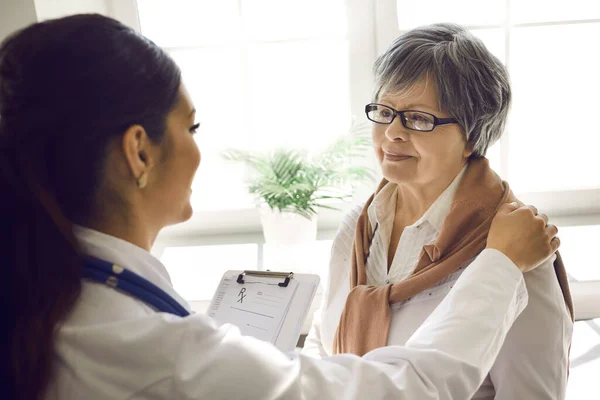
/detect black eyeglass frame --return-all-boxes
[365,103,458,132]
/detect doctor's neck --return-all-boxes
[83,209,160,252]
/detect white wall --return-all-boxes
[109,0,140,31]
[33,0,109,20]
[0,0,141,32]
[32,0,140,30]
[0,0,38,41]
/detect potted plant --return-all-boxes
[221,123,375,246]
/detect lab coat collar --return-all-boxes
[73,225,192,314]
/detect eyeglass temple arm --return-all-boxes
[436,117,458,125]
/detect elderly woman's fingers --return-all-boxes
[551,236,561,252]
[546,224,558,238]
[528,205,539,216]
[516,205,539,216]
[538,213,549,226]
[497,202,520,215]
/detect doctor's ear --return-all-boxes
[121,125,156,188]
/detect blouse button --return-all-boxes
[385,279,390,284]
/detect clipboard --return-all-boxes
[208,269,320,352]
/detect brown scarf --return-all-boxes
[333,158,574,356]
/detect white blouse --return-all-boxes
[45,225,530,399]
[303,171,573,399]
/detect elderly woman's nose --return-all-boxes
[384,121,409,142]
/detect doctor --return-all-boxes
[2,14,561,400]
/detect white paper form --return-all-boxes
[208,272,299,344]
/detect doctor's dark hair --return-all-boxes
[0,14,181,399]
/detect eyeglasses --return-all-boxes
[365,103,458,132]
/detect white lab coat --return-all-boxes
[46,226,528,400]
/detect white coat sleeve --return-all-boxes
[489,256,573,399]
[301,307,329,358]
[166,248,528,400]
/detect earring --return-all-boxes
[136,172,148,189]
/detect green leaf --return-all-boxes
[220,122,377,218]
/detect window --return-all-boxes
[160,240,332,294]
[560,225,600,282]
[135,0,600,296]
[159,240,332,319]
[160,244,258,302]
[134,0,375,306]
[263,240,333,287]
[372,0,600,270]
[374,1,600,396]
[137,0,353,212]
[383,0,600,197]
[508,22,600,192]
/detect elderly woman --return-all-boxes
[303,23,574,399]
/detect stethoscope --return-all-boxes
[82,256,190,317]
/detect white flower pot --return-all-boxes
[259,207,318,245]
[259,207,318,272]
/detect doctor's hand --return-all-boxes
[487,202,559,273]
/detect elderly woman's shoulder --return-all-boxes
[343,203,365,230]
[332,203,365,246]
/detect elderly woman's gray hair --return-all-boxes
[373,23,511,158]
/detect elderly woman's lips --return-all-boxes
[384,153,412,161]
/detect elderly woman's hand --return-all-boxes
[486,202,559,272]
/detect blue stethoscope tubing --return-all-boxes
[82,256,190,317]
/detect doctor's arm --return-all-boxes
[162,203,558,400]
[489,256,573,399]
[169,249,526,400]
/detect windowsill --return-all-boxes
[157,187,600,243]
[571,281,600,321]
[158,201,357,242]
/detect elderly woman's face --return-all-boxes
[372,77,472,187]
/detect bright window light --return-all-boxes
[161,244,258,301]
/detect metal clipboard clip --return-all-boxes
[237,270,294,287]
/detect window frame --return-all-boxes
[116,0,600,321]
[112,0,379,241]
[373,0,600,322]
